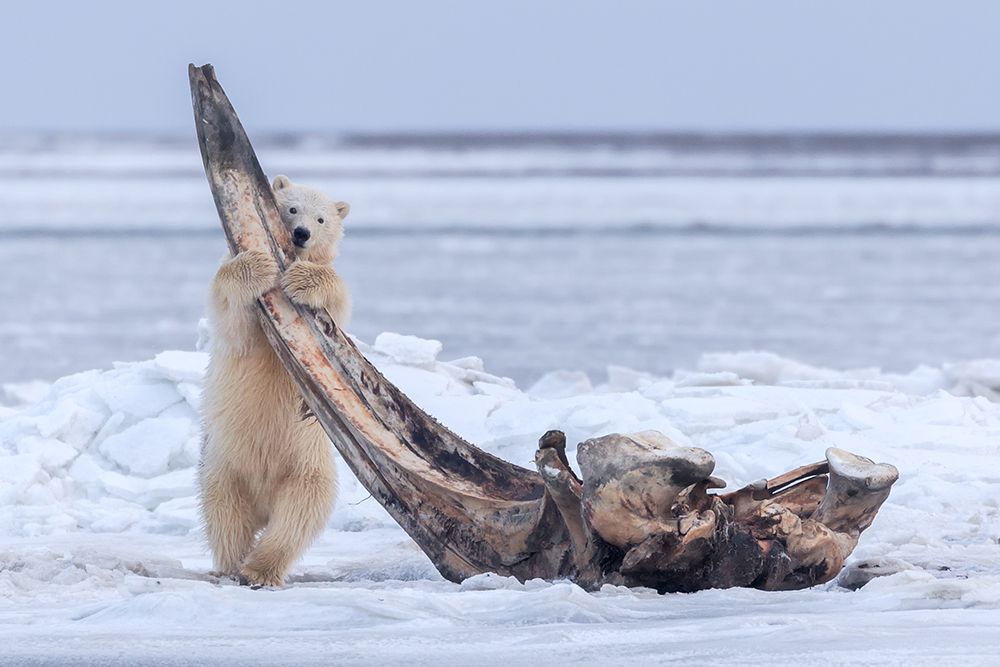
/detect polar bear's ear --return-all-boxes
[335,201,351,219]
[272,175,291,191]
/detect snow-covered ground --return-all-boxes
[2,331,999,665]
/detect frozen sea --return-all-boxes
[2,133,1000,385]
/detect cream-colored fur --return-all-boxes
[199,175,351,587]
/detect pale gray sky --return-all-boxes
[5,0,1000,133]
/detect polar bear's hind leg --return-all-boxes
[200,467,258,577]
[240,464,335,587]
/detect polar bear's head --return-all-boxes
[271,175,350,261]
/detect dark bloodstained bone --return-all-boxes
[189,63,899,592]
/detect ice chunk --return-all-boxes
[98,417,192,477]
[794,413,826,441]
[839,402,895,430]
[91,412,126,450]
[459,572,525,591]
[372,332,443,365]
[67,453,105,489]
[673,370,748,388]
[438,363,516,391]
[180,434,202,469]
[947,359,1000,401]
[0,453,46,504]
[99,468,147,499]
[419,395,500,443]
[159,402,198,421]
[883,365,949,396]
[93,376,182,419]
[31,399,106,445]
[528,370,593,399]
[602,365,655,392]
[445,356,485,372]
[176,382,202,412]
[698,351,879,385]
[135,468,197,509]
[196,316,212,352]
[1,380,50,407]
[948,358,1000,386]
[153,496,201,531]
[472,381,523,401]
[16,436,78,470]
[153,351,209,384]
[89,503,148,532]
[380,365,453,398]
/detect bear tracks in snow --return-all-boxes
[188,63,899,592]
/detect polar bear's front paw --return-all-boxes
[280,261,335,309]
[220,250,279,299]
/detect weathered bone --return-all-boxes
[189,63,899,593]
[578,430,716,548]
[534,431,595,574]
[813,447,899,535]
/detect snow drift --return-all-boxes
[2,332,999,663]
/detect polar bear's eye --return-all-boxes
[317,218,324,224]
[289,207,297,214]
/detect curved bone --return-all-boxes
[534,431,595,573]
[190,63,568,583]
[189,63,898,593]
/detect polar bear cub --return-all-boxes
[199,175,351,587]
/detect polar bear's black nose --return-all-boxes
[292,226,311,246]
